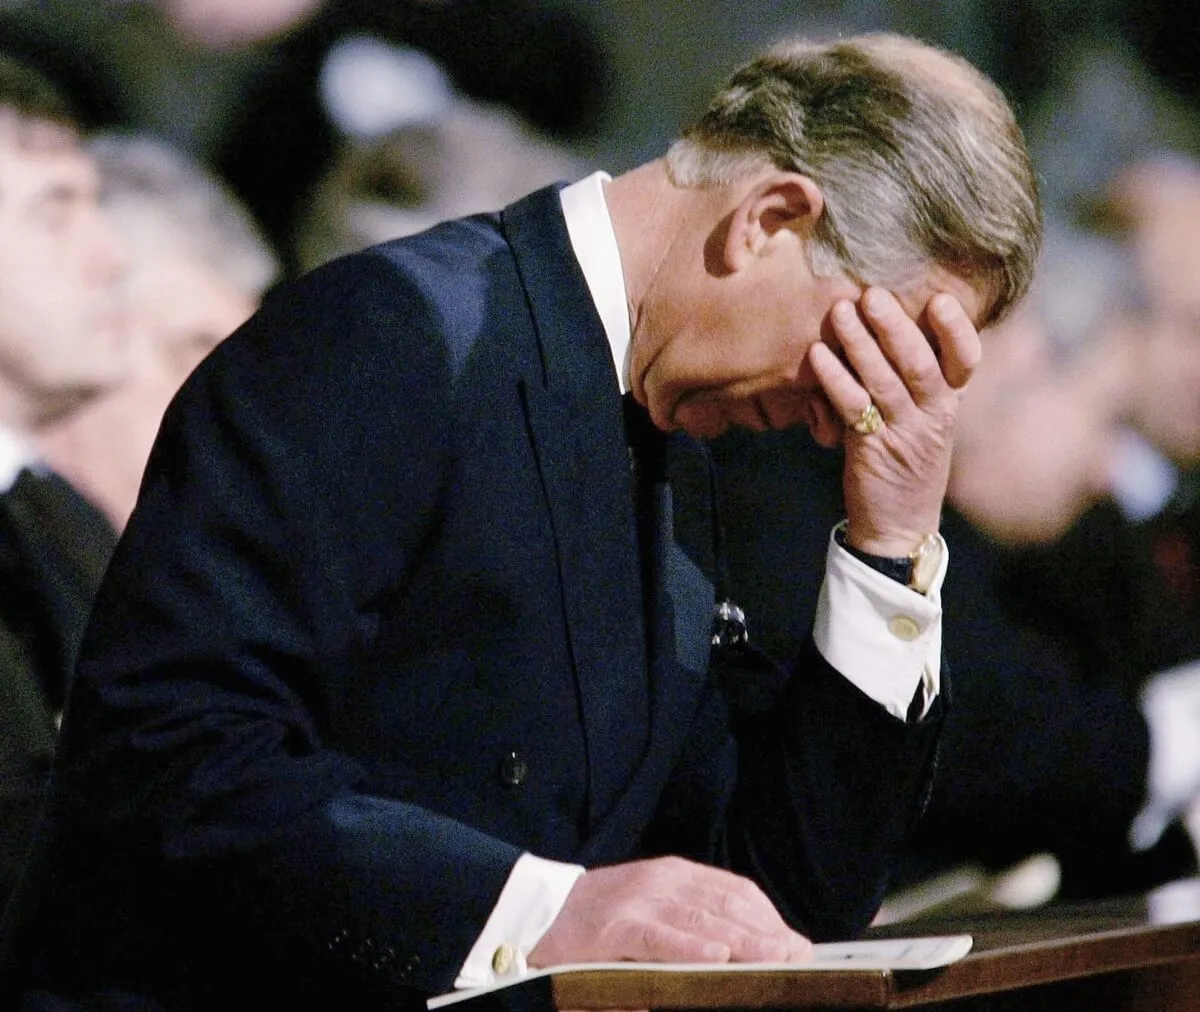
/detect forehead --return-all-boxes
[0,113,95,205]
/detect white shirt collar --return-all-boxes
[558,171,633,394]
[0,424,36,494]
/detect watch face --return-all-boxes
[910,535,943,593]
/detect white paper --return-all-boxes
[427,934,973,1008]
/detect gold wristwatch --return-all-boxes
[836,526,943,594]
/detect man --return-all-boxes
[35,132,279,530]
[712,222,1200,911]
[2,34,1041,1010]
[0,57,128,911]
[996,159,1200,889]
[293,81,589,273]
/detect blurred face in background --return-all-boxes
[153,0,323,47]
[1127,228,1200,470]
[1127,310,1200,470]
[130,251,255,400]
[90,248,254,505]
[0,113,128,428]
[36,248,255,529]
[948,307,1128,546]
[1108,159,1200,469]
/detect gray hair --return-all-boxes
[667,33,1042,325]
[87,132,279,298]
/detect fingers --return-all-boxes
[672,867,812,962]
[925,291,982,390]
[810,288,980,430]
[813,286,976,553]
[530,857,812,969]
[807,306,882,429]
[611,908,801,964]
[617,860,811,963]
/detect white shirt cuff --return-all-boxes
[455,853,585,988]
[1130,659,1200,851]
[812,525,946,720]
[1184,796,1200,870]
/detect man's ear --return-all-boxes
[724,172,825,271]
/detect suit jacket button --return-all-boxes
[498,750,529,787]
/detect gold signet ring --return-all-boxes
[851,402,883,435]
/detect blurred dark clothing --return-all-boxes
[214,0,608,267]
[0,0,607,269]
[708,425,1199,898]
[0,468,118,911]
[0,12,126,130]
[1004,475,1200,696]
[919,508,1196,898]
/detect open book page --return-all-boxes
[427,934,973,1008]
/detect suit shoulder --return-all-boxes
[253,215,522,369]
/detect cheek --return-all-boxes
[0,252,44,302]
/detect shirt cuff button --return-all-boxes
[492,943,517,975]
[888,615,921,641]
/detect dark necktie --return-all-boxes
[621,392,666,501]
[621,396,757,667]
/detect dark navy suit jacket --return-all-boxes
[0,468,116,912]
[3,186,943,1010]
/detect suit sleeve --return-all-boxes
[645,634,942,941]
[726,639,943,939]
[54,252,521,997]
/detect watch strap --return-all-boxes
[833,526,912,586]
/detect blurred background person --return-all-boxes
[917,225,1200,901]
[0,55,129,911]
[35,133,280,531]
[708,222,1200,910]
[0,0,608,269]
[1116,157,1200,629]
[998,160,1200,880]
[1004,162,1200,681]
[294,81,589,271]
[1100,153,1200,586]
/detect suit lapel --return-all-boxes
[501,187,653,827]
[500,187,720,841]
